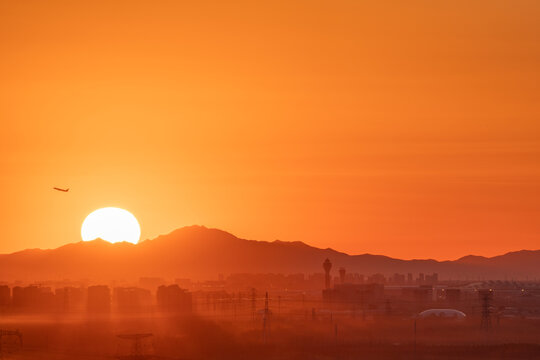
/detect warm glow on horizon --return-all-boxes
[81,207,141,244]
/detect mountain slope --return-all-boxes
[0,225,537,281]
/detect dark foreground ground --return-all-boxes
[1,313,539,359]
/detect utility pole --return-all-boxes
[302,292,306,319]
[413,318,417,356]
[237,291,242,320]
[251,288,256,321]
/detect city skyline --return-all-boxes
[3,1,540,359]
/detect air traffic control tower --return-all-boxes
[323,258,332,290]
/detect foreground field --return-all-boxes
[0,313,539,359]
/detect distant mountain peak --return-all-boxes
[272,239,311,248]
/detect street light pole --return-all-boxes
[414,318,417,355]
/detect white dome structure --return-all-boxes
[418,309,466,319]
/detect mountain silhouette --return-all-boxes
[0,225,538,281]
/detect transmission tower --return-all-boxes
[116,333,153,360]
[262,292,270,343]
[479,290,493,331]
[0,329,23,359]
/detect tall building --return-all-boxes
[339,268,346,284]
[87,285,111,313]
[156,285,192,313]
[323,283,384,309]
[55,287,84,312]
[11,285,54,312]
[368,273,386,284]
[0,285,10,307]
[11,286,24,308]
[113,287,152,313]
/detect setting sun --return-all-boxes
[81,207,141,244]
[3,1,540,358]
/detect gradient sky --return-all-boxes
[1,0,539,260]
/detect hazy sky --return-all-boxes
[1,0,539,259]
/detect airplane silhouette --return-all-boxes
[53,187,69,192]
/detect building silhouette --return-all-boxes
[55,286,84,312]
[11,285,54,312]
[156,285,192,313]
[339,268,346,284]
[113,287,152,313]
[0,285,10,307]
[323,282,384,309]
[87,285,111,313]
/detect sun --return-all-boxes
[81,207,141,244]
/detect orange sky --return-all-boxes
[1,0,539,260]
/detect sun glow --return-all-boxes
[81,207,141,244]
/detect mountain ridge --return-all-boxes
[0,225,537,281]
